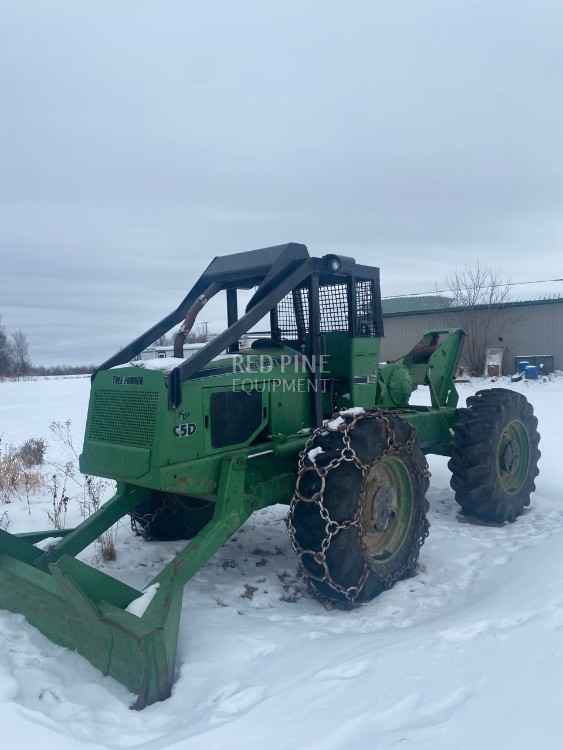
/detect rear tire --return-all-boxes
[288,411,430,607]
[449,388,540,523]
[130,492,214,541]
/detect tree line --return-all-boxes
[0,316,31,376]
[0,315,93,377]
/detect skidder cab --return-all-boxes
[0,243,540,708]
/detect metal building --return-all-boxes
[381,298,563,374]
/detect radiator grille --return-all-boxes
[87,389,159,448]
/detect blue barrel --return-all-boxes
[518,360,530,373]
[525,365,539,380]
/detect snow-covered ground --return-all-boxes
[1,375,563,749]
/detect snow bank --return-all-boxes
[0,375,563,749]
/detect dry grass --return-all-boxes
[0,438,43,507]
[0,421,119,561]
[47,468,71,530]
[50,420,117,560]
[81,475,117,561]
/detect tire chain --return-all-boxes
[130,506,161,540]
[288,409,431,606]
[130,494,184,540]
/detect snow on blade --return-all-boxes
[125,583,160,618]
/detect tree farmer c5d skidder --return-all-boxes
[0,243,540,707]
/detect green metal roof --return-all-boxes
[381,295,452,315]
[383,295,563,318]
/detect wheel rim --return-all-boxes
[361,456,414,565]
[497,419,530,494]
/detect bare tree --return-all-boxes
[11,330,30,377]
[447,263,511,375]
[0,316,14,376]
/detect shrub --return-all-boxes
[18,437,46,467]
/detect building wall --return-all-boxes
[380,301,563,373]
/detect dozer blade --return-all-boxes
[0,530,183,709]
[0,458,252,707]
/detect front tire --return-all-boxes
[449,388,541,523]
[130,492,214,541]
[288,411,430,607]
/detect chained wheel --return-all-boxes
[449,388,540,523]
[288,411,430,607]
[130,491,214,541]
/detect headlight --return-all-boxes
[324,254,342,273]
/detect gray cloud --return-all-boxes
[1,1,563,364]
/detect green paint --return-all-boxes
[497,418,530,493]
[0,322,468,707]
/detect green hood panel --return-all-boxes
[80,367,168,481]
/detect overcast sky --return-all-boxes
[1,1,563,365]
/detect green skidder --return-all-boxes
[0,243,540,707]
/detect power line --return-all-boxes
[382,276,563,300]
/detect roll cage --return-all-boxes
[94,242,384,419]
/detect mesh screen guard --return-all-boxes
[275,277,382,343]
